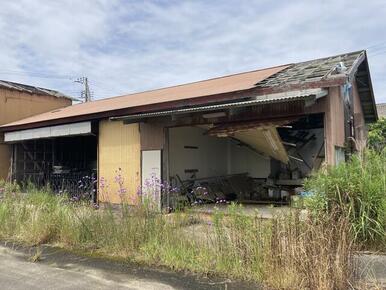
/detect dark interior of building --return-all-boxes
[12,135,97,198]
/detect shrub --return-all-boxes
[368,117,386,151]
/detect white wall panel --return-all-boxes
[4,122,92,142]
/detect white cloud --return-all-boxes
[0,0,385,103]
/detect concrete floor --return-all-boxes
[0,243,259,290]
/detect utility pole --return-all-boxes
[74,77,92,102]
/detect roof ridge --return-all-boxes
[84,63,291,103]
[293,49,366,66]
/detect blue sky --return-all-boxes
[0,0,385,103]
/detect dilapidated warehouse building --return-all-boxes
[0,50,378,207]
[0,80,72,180]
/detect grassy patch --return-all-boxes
[0,187,359,289]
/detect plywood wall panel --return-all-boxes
[98,120,141,204]
[140,122,164,150]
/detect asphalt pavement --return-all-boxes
[0,243,259,290]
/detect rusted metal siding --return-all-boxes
[98,120,141,204]
[0,89,71,179]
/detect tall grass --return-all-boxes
[305,149,386,246]
[0,186,357,289]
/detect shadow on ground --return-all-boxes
[0,241,261,290]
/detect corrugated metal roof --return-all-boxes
[0,65,288,130]
[111,88,327,120]
[0,80,73,100]
[0,50,376,131]
[377,103,386,118]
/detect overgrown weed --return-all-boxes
[305,149,386,248]
[0,187,358,289]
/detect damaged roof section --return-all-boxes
[113,88,327,121]
[255,50,377,122]
[256,51,364,88]
[0,80,73,100]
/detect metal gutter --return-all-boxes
[110,88,328,121]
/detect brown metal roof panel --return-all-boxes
[0,65,288,130]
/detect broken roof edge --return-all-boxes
[0,79,75,101]
[111,88,328,121]
[361,51,378,122]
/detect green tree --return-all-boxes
[368,117,386,151]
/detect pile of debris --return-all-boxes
[166,173,294,208]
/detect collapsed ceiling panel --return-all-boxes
[206,119,290,163]
[207,123,289,163]
[232,128,289,163]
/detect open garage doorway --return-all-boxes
[165,113,325,207]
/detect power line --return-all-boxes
[367,41,386,49]
[368,49,386,57]
[0,69,74,80]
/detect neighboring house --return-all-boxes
[0,50,378,207]
[377,103,386,118]
[0,80,72,180]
